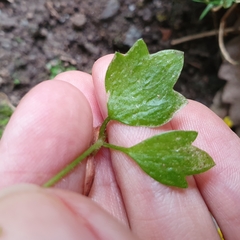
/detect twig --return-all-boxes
[219,3,240,65]
[45,1,61,20]
[171,27,240,45]
[0,92,15,111]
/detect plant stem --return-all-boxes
[43,117,112,188]
[99,117,111,140]
[42,139,104,187]
[103,142,127,152]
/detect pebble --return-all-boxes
[83,42,100,55]
[71,13,87,29]
[1,38,11,49]
[39,28,48,38]
[0,69,10,78]
[222,82,240,104]
[142,8,153,22]
[99,0,120,20]
[0,14,17,30]
[28,23,38,35]
[229,102,240,125]
[128,4,136,12]
[124,25,142,47]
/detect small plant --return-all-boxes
[13,79,21,86]
[193,0,239,19]
[0,92,15,138]
[0,104,13,138]
[46,60,77,79]
[43,39,215,188]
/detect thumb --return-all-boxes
[0,184,137,240]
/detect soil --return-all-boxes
[0,0,230,107]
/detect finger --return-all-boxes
[0,184,138,240]
[54,71,103,127]
[0,79,92,192]
[89,148,129,226]
[92,55,221,239]
[92,55,112,119]
[171,100,240,240]
[53,71,129,225]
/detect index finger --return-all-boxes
[171,100,240,240]
[0,78,93,191]
[92,54,240,239]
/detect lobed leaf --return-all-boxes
[120,130,215,188]
[222,0,234,8]
[105,39,187,127]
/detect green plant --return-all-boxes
[46,60,77,79]
[0,105,13,138]
[43,39,215,188]
[13,79,21,85]
[193,0,239,19]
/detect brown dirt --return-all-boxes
[0,0,228,107]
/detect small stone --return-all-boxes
[229,102,240,126]
[210,90,227,118]
[1,38,11,49]
[99,0,120,20]
[128,4,136,12]
[0,15,17,30]
[0,69,10,78]
[28,23,39,35]
[141,8,153,22]
[222,82,240,104]
[31,27,48,38]
[218,63,240,83]
[26,12,34,20]
[124,25,142,47]
[71,13,87,29]
[39,28,48,37]
[20,19,29,27]
[83,42,100,55]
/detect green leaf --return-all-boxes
[193,0,235,19]
[199,4,214,20]
[120,130,215,188]
[0,104,13,138]
[222,0,234,8]
[105,39,187,127]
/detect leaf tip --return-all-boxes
[126,38,149,57]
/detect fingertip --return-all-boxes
[173,100,240,240]
[0,183,137,240]
[0,184,102,240]
[0,80,93,187]
[54,70,103,127]
[171,100,239,151]
[93,54,114,71]
[92,54,114,119]
[54,70,91,82]
[171,100,240,182]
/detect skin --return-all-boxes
[0,55,239,239]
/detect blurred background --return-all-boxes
[0,0,239,136]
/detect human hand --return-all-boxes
[0,55,240,239]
